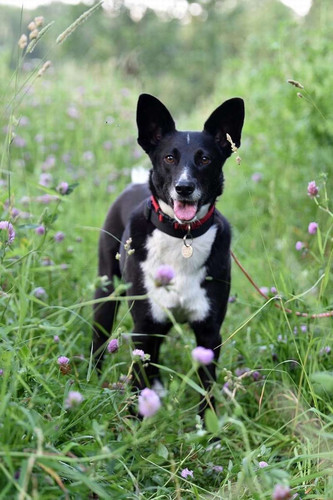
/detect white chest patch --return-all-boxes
[140,226,217,324]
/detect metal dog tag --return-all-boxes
[182,244,193,259]
[182,228,193,258]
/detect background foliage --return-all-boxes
[0,0,332,498]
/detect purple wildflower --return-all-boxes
[54,335,60,343]
[103,140,113,150]
[132,349,146,360]
[295,241,304,251]
[65,390,84,409]
[138,388,161,417]
[19,116,30,127]
[35,133,44,143]
[35,225,45,235]
[62,153,72,163]
[258,461,268,468]
[251,172,262,182]
[191,346,215,365]
[308,222,318,234]
[32,286,47,298]
[252,370,262,381]
[36,194,59,204]
[10,208,20,218]
[56,182,69,194]
[18,211,30,220]
[154,265,175,287]
[39,173,53,187]
[54,231,65,242]
[41,257,54,266]
[0,221,15,244]
[180,468,194,479]
[259,286,269,296]
[57,356,70,366]
[307,180,319,197]
[0,369,3,376]
[82,151,95,162]
[300,324,307,333]
[212,465,223,473]
[13,135,26,148]
[320,346,331,355]
[41,155,56,171]
[223,381,230,392]
[107,338,119,353]
[235,367,250,377]
[272,484,291,500]
[67,105,80,119]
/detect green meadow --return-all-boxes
[0,1,332,498]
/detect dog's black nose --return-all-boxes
[175,180,195,197]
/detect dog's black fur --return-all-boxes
[93,94,244,415]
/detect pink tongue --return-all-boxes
[173,200,197,221]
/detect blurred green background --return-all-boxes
[0,0,331,112]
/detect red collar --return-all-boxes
[144,195,216,239]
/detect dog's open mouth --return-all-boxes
[173,200,198,222]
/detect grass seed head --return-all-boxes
[29,29,39,40]
[18,34,28,49]
[34,16,44,27]
[287,79,304,89]
[28,21,37,31]
[37,60,52,78]
[226,133,241,164]
[56,1,103,45]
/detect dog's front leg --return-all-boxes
[191,320,222,417]
[93,283,120,371]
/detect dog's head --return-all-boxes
[137,94,244,223]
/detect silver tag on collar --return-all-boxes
[182,226,193,258]
[182,245,193,258]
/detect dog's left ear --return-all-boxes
[204,98,245,157]
[137,94,176,154]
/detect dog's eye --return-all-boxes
[201,156,210,165]
[165,155,175,164]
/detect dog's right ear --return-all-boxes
[137,94,176,154]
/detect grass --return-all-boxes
[0,8,332,500]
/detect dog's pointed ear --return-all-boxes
[137,94,176,153]
[203,98,245,157]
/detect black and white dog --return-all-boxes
[93,94,244,414]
